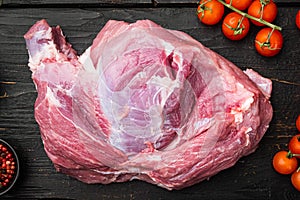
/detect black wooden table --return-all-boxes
[0,0,300,199]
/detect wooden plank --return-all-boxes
[0,0,153,7]
[154,0,300,5]
[1,0,300,6]
[0,5,300,200]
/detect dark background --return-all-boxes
[0,0,300,199]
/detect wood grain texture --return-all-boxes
[154,0,300,6]
[0,2,300,200]
[1,0,300,7]
[0,0,152,7]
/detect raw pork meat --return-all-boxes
[24,19,273,190]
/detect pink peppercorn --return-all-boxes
[0,141,17,191]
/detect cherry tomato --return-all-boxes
[272,151,298,175]
[255,28,283,57]
[296,115,300,132]
[289,134,300,158]
[296,10,300,30]
[248,0,278,26]
[225,0,253,10]
[291,169,300,191]
[197,0,225,25]
[222,12,250,40]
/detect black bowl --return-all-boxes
[0,139,19,196]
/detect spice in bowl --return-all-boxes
[0,139,19,195]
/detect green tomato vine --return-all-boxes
[217,0,282,31]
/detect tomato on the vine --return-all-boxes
[296,115,300,132]
[225,0,253,11]
[255,28,283,57]
[296,10,300,30]
[272,151,298,175]
[248,0,278,26]
[291,169,300,191]
[289,134,300,158]
[197,0,225,25]
[222,12,250,40]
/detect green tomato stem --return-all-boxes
[217,0,282,31]
[288,150,300,158]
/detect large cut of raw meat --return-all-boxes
[24,19,273,190]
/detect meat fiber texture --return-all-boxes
[24,19,273,190]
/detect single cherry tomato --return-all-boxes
[248,0,278,26]
[255,28,283,57]
[272,151,298,175]
[296,10,300,30]
[291,169,300,191]
[222,12,250,40]
[197,0,225,25]
[296,115,300,132]
[289,134,300,158]
[225,0,253,10]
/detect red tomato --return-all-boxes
[272,151,298,175]
[296,10,300,30]
[255,28,283,57]
[248,0,278,26]
[222,12,250,40]
[296,115,300,132]
[289,134,300,158]
[225,0,253,10]
[197,0,225,25]
[291,169,300,191]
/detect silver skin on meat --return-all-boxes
[24,19,273,190]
